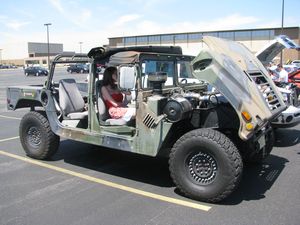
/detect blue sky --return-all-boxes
[0,0,299,59]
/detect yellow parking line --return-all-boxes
[0,150,211,211]
[0,115,21,120]
[0,136,19,142]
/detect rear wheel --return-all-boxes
[25,72,29,76]
[169,128,243,203]
[19,111,60,159]
[35,72,39,76]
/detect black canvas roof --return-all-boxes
[87,46,183,61]
[108,51,140,66]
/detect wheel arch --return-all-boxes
[157,120,195,158]
[11,99,43,110]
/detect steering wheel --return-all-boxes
[180,78,188,84]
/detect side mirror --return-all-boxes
[118,66,136,90]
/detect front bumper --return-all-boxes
[272,105,300,128]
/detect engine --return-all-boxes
[163,96,192,122]
[147,71,229,124]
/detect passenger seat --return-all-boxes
[96,80,127,125]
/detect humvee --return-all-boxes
[6,36,286,202]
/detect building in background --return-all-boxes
[28,42,63,57]
[1,42,75,67]
[1,26,299,68]
[108,27,300,63]
[24,42,63,68]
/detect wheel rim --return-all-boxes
[187,151,218,185]
[27,126,42,147]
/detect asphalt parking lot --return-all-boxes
[0,68,300,225]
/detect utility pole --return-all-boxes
[44,23,52,70]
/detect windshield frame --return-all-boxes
[139,53,197,90]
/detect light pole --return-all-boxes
[280,0,285,64]
[0,49,2,64]
[44,23,52,70]
[79,42,83,54]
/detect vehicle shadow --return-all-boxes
[52,140,289,204]
[219,154,288,205]
[52,140,173,188]
[274,128,300,147]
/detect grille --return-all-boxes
[246,71,282,111]
[143,113,156,128]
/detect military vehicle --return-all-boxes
[7,36,286,202]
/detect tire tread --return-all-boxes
[169,128,243,203]
[19,111,59,159]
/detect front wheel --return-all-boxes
[169,128,243,203]
[19,111,60,159]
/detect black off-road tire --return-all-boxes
[19,111,60,160]
[169,128,243,203]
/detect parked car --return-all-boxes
[0,64,10,69]
[291,60,300,68]
[67,64,89,73]
[24,66,48,76]
[96,65,105,74]
[256,35,300,66]
[289,70,300,88]
[284,64,299,73]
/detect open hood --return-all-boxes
[192,36,286,140]
[255,35,300,65]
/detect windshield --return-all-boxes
[177,60,200,84]
[142,60,175,87]
[141,57,198,88]
[34,67,44,70]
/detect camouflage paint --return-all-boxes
[7,39,286,155]
[6,86,43,110]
